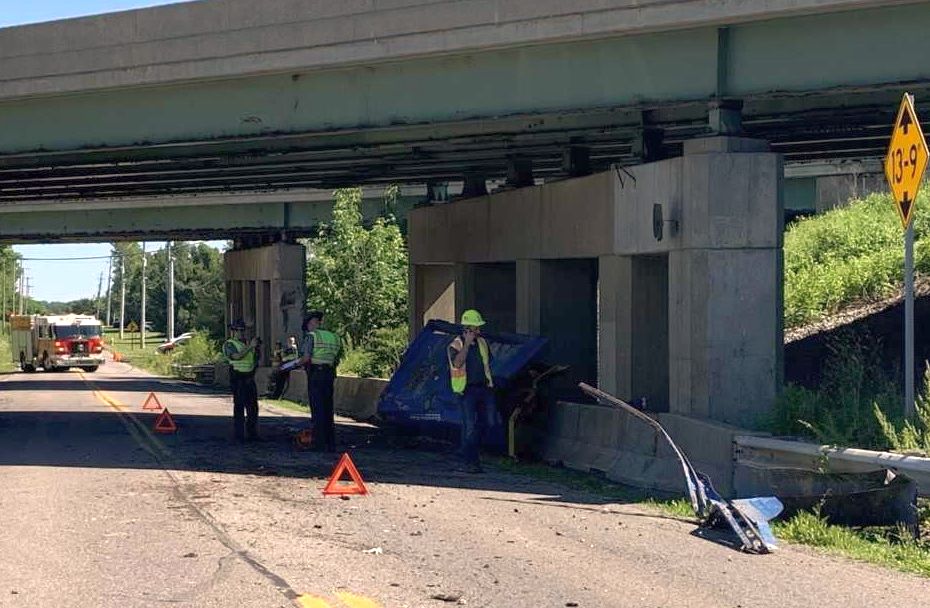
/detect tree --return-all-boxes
[110,241,226,339]
[305,188,408,348]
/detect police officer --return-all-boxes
[293,311,342,452]
[223,319,260,441]
[448,309,494,473]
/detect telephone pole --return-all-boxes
[167,241,175,342]
[120,255,126,340]
[141,242,147,349]
[95,271,103,318]
[106,253,113,326]
[1,257,6,334]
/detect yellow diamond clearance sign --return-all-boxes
[885,93,929,228]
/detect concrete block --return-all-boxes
[681,151,782,250]
[334,376,387,420]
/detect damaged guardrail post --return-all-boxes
[578,383,783,554]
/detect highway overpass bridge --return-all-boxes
[0,0,924,484]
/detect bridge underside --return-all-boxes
[0,2,928,209]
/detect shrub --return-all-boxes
[336,324,409,379]
[766,330,900,449]
[173,333,220,366]
[875,363,930,455]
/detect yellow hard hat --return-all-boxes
[460,309,486,327]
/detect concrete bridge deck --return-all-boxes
[0,0,927,208]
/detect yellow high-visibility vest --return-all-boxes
[310,329,341,366]
[224,338,256,373]
[448,335,492,394]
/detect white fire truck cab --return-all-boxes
[11,314,106,373]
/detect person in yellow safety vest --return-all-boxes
[268,336,301,399]
[283,336,299,363]
[223,319,261,442]
[293,311,342,452]
[447,309,494,474]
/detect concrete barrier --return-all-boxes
[542,401,764,497]
[216,364,386,422]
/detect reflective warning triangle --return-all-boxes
[142,392,164,411]
[322,453,368,496]
[153,408,178,434]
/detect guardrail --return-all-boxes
[170,363,215,384]
[735,435,930,496]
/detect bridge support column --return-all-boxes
[224,242,306,366]
[667,136,783,427]
[408,263,455,339]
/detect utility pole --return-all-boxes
[141,242,147,349]
[106,253,113,327]
[95,271,103,318]
[167,241,175,342]
[18,268,23,314]
[120,255,126,340]
[1,257,6,334]
[24,277,30,314]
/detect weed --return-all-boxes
[767,330,900,448]
[785,188,930,329]
[774,510,930,577]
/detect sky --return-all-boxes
[5,1,212,303]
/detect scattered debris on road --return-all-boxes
[430,592,464,603]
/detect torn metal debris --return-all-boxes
[579,383,783,554]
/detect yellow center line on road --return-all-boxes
[79,371,382,608]
[296,595,334,608]
[335,592,383,608]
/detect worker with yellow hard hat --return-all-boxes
[447,309,494,473]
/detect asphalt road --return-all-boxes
[1,361,928,608]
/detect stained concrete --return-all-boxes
[0,1,885,99]
[223,242,306,366]
[409,135,784,489]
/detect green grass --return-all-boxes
[785,187,930,329]
[0,331,12,373]
[773,511,930,577]
[260,397,309,414]
[104,329,174,375]
[495,457,930,577]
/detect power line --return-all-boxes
[18,255,115,261]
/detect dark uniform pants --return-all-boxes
[230,370,258,440]
[307,365,336,450]
[461,385,495,465]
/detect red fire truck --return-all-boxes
[10,314,105,372]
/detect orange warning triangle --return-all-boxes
[142,392,163,411]
[153,408,178,434]
[322,453,368,496]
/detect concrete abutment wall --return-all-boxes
[223,242,306,366]
[408,136,784,494]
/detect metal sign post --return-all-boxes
[884,93,929,418]
[906,220,915,418]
